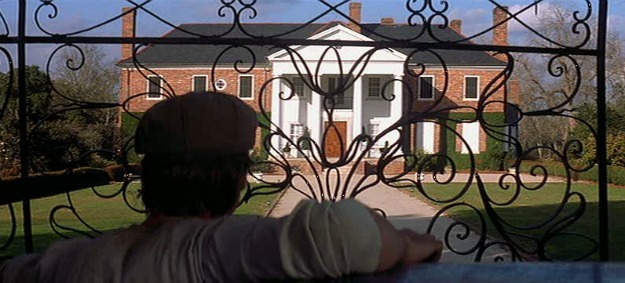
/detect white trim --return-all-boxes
[267,24,406,61]
[416,121,436,153]
[463,75,480,101]
[461,121,481,154]
[417,75,435,101]
[191,75,208,92]
[146,75,164,100]
[238,75,254,100]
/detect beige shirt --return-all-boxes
[1,199,381,282]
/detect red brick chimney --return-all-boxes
[121,7,136,60]
[347,2,362,33]
[450,19,462,34]
[381,17,395,25]
[493,6,509,46]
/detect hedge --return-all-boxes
[121,111,272,162]
[257,112,271,160]
[519,160,625,186]
[121,112,144,163]
[441,112,508,171]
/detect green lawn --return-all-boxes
[0,183,282,259]
[404,182,625,261]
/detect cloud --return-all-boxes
[609,14,625,35]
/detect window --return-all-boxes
[147,76,163,99]
[368,77,381,98]
[290,123,304,141]
[238,76,253,99]
[418,76,434,100]
[193,75,207,92]
[292,76,305,97]
[464,76,479,100]
[214,79,227,91]
[328,77,344,104]
[327,76,353,108]
[461,121,480,154]
[367,123,380,139]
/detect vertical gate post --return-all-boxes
[17,0,33,253]
[597,0,609,262]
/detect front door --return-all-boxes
[324,121,348,157]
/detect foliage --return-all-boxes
[250,150,273,173]
[519,160,625,186]
[257,112,271,160]
[120,112,144,163]
[0,65,53,174]
[439,112,508,171]
[480,139,506,171]
[570,102,625,168]
[405,148,437,172]
[299,126,311,150]
[0,46,120,175]
[515,4,625,157]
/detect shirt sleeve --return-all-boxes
[1,254,40,283]
[278,198,382,279]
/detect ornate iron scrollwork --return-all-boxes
[0,0,609,262]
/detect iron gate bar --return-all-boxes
[0,36,600,57]
[17,0,33,253]
[597,0,609,262]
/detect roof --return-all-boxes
[117,22,506,68]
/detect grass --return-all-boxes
[404,182,625,261]
[0,182,282,259]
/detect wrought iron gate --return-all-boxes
[0,0,610,262]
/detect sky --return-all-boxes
[0,0,623,68]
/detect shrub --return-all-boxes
[405,149,438,172]
[478,141,506,171]
[250,150,273,173]
[520,160,625,186]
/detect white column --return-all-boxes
[311,76,322,144]
[389,74,404,144]
[352,76,363,140]
[270,73,282,149]
[391,74,403,122]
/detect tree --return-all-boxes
[51,45,121,164]
[0,45,121,176]
[0,65,54,174]
[515,3,625,160]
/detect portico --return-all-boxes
[268,24,405,158]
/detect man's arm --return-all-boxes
[277,199,443,279]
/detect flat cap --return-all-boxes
[135,92,258,156]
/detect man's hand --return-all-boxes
[372,211,443,271]
[399,229,443,264]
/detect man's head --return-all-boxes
[135,91,258,217]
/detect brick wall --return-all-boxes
[119,67,273,150]
[119,66,518,155]
[119,67,272,113]
[407,68,509,113]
